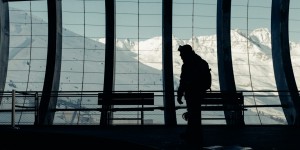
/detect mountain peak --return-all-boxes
[249,28,271,44]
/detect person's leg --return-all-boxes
[188,94,203,147]
[184,98,192,136]
[195,98,203,146]
[180,95,203,148]
[185,97,198,137]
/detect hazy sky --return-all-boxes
[7,0,300,41]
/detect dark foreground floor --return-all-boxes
[0,125,299,150]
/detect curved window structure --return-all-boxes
[272,0,300,125]
[1,0,300,125]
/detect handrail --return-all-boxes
[0,90,293,125]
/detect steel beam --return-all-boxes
[0,0,9,104]
[217,0,244,126]
[271,0,300,125]
[162,0,176,126]
[38,0,62,125]
[100,0,116,126]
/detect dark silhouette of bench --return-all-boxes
[98,92,155,124]
[201,92,244,109]
[180,91,244,123]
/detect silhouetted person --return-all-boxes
[177,44,208,147]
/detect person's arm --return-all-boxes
[177,86,184,104]
[177,65,185,104]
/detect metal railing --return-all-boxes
[0,90,290,126]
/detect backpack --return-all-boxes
[199,58,212,91]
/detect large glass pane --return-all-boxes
[5,1,48,125]
[58,0,105,125]
[231,0,285,125]
[61,0,105,92]
[173,0,218,125]
[7,1,47,92]
[115,0,163,125]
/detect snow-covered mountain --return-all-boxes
[113,28,300,125]
[3,8,300,125]
[115,27,300,90]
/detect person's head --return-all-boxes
[178,44,194,62]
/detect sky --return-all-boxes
[7,0,300,42]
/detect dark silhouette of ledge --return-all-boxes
[0,125,299,150]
